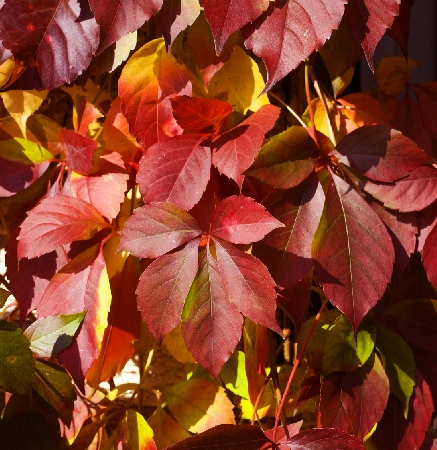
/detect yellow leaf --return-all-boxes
[62,79,111,111]
[110,31,138,73]
[376,57,419,97]
[0,90,47,138]
[165,378,235,433]
[148,405,190,450]
[209,45,269,113]
[120,409,157,450]
[0,57,14,89]
[162,326,196,364]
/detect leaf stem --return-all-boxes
[304,62,321,150]
[272,295,329,442]
[267,92,306,127]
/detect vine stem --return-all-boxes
[304,62,321,150]
[267,92,307,127]
[272,295,329,442]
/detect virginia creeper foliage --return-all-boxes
[0,0,436,449]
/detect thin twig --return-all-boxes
[304,62,321,150]
[251,373,272,426]
[268,92,307,127]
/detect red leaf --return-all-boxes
[214,239,280,333]
[212,104,280,188]
[119,38,192,149]
[245,126,320,189]
[362,165,437,213]
[0,0,99,89]
[203,0,270,54]
[89,0,163,53]
[211,196,283,245]
[382,299,437,352]
[17,196,111,260]
[334,125,434,182]
[341,355,389,441]
[73,97,102,137]
[165,424,270,450]
[242,0,346,92]
[423,224,437,289]
[59,128,99,176]
[387,0,413,57]
[6,232,68,320]
[181,246,243,379]
[312,172,394,333]
[255,174,324,288]
[170,96,232,135]
[155,0,201,48]
[368,198,417,283]
[86,255,141,387]
[295,350,322,410]
[416,200,437,252]
[318,372,353,433]
[416,82,437,141]
[137,134,211,211]
[70,153,128,222]
[118,203,202,259]
[38,243,111,391]
[264,422,303,443]
[136,239,200,343]
[343,0,400,70]
[285,428,365,449]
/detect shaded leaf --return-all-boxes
[415,82,437,141]
[17,195,111,260]
[118,202,202,259]
[166,378,235,434]
[136,239,200,343]
[254,174,324,288]
[341,354,389,441]
[376,56,418,97]
[375,323,415,416]
[89,0,163,54]
[59,128,99,175]
[166,424,269,450]
[0,321,34,395]
[0,288,10,309]
[245,126,320,189]
[285,427,365,449]
[214,239,280,333]
[312,171,394,332]
[212,104,280,188]
[387,0,413,56]
[242,0,346,92]
[343,0,400,70]
[0,0,99,89]
[23,312,86,358]
[170,96,232,135]
[181,246,243,379]
[38,243,111,391]
[119,38,191,149]
[33,360,76,425]
[334,124,433,182]
[137,134,211,211]
[211,196,284,245]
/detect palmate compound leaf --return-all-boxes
[37,243,111,391]
[170,96,232,135]
[0,0,99,90]
[88,0,163,54]
[203,0,270,55]
[242,0,347,92]
[362,165,437,213]
[333,124,435,182]
[136,134,212,211]
[212,104,281,188]
[343,0,400,71]
[119,38,192,149]
[245,126,320,189]
[0,321,34,395]
[23,312,86,358]
[17,195,112,260]
[253,173,325,288]
[312,171,394,333]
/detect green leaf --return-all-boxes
[0,321,34,395]
[23,312,86,358]
[0,288,11,309]
[220,350,249,399]
[322,315,376,375]
[375,323,415,417]
[0,138,53,165]
[33,360,76,425]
